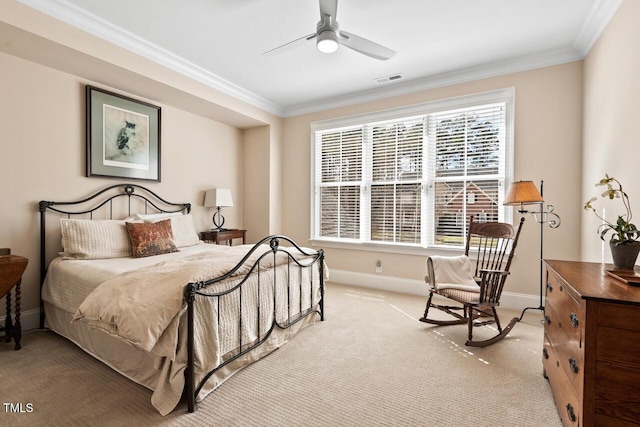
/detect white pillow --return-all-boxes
[133,212,182,221]
[135,213,200,248]
[60,219,132,259]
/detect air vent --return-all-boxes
[375,74,403,84]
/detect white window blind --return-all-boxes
[428,103,505,246]
[370,118,423,244]
[312,89,513,250]
[317,128,363,239]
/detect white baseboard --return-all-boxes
[1,308,41,332]
[328,269,542,312]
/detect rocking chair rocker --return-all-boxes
[419,215,525,347]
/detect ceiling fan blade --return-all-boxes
[262,33,317,57]
[319,0,338,19]
[340,30,395,61]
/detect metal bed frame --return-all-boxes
[39,183,325,413]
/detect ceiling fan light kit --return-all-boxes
[317,31,339,53]
[263,0,395,61]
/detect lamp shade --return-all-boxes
[204,189,234,208]
[503,181,543,206]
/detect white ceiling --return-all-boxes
[19,0,621,117]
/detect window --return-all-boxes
[311,89,514,250]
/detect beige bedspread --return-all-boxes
[45,243,323,415]
[73,244,291,357]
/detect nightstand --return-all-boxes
[200,229,247,246]
[0,254,28,350]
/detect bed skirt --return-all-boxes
[44,302,320,414]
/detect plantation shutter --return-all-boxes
[428,103,505,246]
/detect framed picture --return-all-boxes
[86,85,161,182]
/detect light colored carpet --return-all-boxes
[0,283,561,427]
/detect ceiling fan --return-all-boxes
[262,0,395,61]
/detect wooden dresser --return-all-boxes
[543,260,640,426]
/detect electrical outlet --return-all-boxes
[376,260,382,273]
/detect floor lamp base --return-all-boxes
[518,305,544,322]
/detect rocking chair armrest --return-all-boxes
[477,269,510,301]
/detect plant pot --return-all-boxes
[609,240,640,270]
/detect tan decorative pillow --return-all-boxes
[60,219,131,259]
[125,219,179,258]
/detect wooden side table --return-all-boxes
[0,255,28,350]
[200,229,247,246]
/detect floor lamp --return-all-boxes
[503,180,561,321]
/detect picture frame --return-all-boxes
[86,85,161,182]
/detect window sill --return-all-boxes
[309,238,466,257]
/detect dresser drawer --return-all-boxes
[546,270,583,348]
[545,304,584,398]
[543,334,581,426]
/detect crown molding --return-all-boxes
[572,0,623,56]
[285,0,623,119]
[282,46,583,117]
[17,0,285,117]
[286,0,622,116]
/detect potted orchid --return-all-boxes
[584,174,640,270]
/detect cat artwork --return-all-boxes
[116,120,136,151]
[103,106,149,168]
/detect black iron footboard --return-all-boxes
[184,235,325,413]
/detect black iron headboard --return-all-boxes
[38,183,191,328]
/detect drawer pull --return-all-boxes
[543,348,549,359]
[566,403,576,422]
[545,315,552,325]
[570,313,579,328]
[547,282,553,292]
[569,357,579,374]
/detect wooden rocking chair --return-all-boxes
[419,215,525,347]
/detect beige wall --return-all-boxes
[269,123,284,234]
[243,126,272,241]
[0,52,246,318]
[582,0,640,262]
[282,62,584,298]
